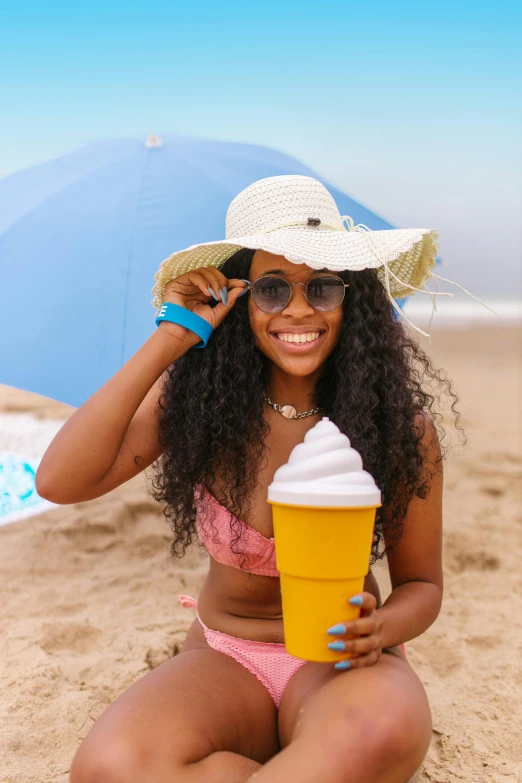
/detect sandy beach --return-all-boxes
[1,325,521,783]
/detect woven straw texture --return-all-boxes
[151,175,439,312]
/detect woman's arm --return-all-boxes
[378,414,443,648]
[35,324,194,504]
[36,269,247,505]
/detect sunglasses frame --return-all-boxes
[240,274,350,313]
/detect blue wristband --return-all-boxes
[155,302,214,348]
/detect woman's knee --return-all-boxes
[70,736,130,783]
[371,701,432,770]
[69,733,178,783]
[319,699,432,778]
[70,736,261,783]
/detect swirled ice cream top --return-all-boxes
[267,417,381,507]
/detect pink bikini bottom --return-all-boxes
[179,595,307,708]
[179,595,407,709]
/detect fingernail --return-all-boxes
[220,287,228,305]
[237,279,250,297]
[328,641,346,651]
[327,623,347,635]
[208,285,219,302]
[349,595,364,606]
[334,660,351,670]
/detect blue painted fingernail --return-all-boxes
[349,595,364,606]
[328,641,346,651]
[334,660,351,670]
[238,286,249,297]
[220,287,228,305]
[208,285,219,302]
[327,623,347,635]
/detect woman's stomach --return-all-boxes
[196,557,382,643]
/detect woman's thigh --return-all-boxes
[70,618,279,781]
[277,650,431,779]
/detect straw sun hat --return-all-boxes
[151,175,487,339]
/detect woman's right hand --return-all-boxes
[157,267,248,346]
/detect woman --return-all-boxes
[37,175,463,783]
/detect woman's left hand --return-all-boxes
[327,592,384,670]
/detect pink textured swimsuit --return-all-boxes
[179,487,406,708]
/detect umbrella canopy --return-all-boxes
[0,133,411,408]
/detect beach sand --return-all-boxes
[1,326,521,782]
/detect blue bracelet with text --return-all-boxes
[155,302,213,348]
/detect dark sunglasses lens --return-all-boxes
[252,277,291,312]
[306,276,346,311]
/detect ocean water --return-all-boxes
[401,298,522,329]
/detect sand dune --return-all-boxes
[1,326,521,782]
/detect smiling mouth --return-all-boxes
[270,330,325,348]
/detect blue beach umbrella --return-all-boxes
[0,133,414,408]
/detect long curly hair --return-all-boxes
[148,247,464,565]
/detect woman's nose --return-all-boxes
[281,283,315,316]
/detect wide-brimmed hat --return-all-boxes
[152,175,490,338]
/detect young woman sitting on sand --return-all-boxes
[37,175,464,783]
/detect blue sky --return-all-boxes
[1,0,521,298]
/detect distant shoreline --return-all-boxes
[402,298,522,328]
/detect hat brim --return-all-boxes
[151,225,439,310]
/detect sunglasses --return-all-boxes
[238,275,350,313]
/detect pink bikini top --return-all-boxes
[195,486,279,577]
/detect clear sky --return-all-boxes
[1,0,521,298]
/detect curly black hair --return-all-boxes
[148,247,464,566]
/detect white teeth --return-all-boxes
[276,332,321,344]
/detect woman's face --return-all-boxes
[248,250,344,377]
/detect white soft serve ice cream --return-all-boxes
[268,417,381,507]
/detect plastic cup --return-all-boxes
[268,499,381,662]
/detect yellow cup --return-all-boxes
[269,500,380,662]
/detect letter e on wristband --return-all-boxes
[155,302,214,349]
